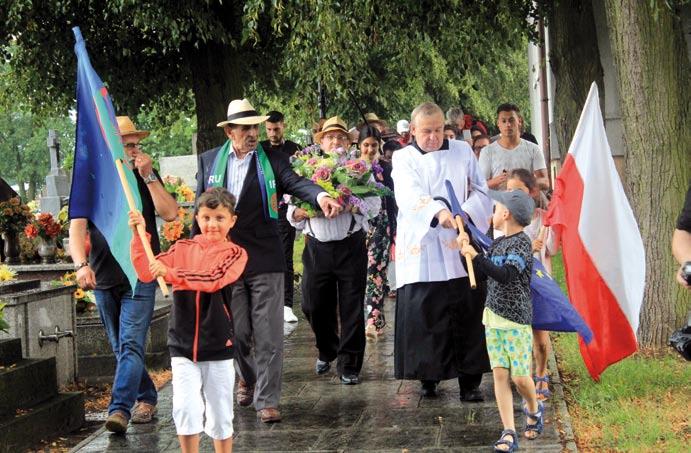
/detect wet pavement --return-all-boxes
[71,299,575,452]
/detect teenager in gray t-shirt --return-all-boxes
[480,103,549,191]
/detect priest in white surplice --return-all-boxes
[392,102,492,400]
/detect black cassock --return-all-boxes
[394,277,490,381]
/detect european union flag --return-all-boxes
[446,182,593,343]
[68,27,142,292]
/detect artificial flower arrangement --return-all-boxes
[0,197,32,235]
[290,144,392,218]
[160,206,194,252]
[51,271,96,313]
[24,212,62,242]
[162,175,195,203]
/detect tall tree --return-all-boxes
[1,1,544,150]
[603,0,691,347]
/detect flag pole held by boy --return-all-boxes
[69,26,168,296]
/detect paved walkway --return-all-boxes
[71,300,576,452]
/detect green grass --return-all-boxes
[551,255,691,452]
[293,234,304,276]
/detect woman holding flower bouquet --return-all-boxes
[288,116,384,385]
[358,126,395,339]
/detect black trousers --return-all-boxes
[301,230,367,375]
[277,216,296,308]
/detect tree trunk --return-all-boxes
[604,0,691,348]
[187,42,243,154]
[548,1,604,161]
[28,179,37,202]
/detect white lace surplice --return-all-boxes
[392,140,491,288]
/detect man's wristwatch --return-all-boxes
[141,172,158,184]
[74,261,89,272]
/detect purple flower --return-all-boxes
[348,195,367,215]
[371,160,383,176]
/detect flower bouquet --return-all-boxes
[290,145,393,218]
[163,175,195,203]
[24,212,62,241]
[160,206,194,252]
[0,197,32,236]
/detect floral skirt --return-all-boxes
[365,209,391,326]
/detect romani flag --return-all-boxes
[68,27,142,291]
[545,82,645,380]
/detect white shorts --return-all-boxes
[171,356,235,440]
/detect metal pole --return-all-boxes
[538,18,551,188]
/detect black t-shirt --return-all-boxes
[88,169,163,290]
[260,139,301,158]
[677,184,691,232]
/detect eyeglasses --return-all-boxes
[323,134,348,142]
[123,143,143,150]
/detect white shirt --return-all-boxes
[392,139,491,288]
[226,148,254,202]
[479,138,546,190]
[287,196,381,242]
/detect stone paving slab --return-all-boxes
[71,299,575,452]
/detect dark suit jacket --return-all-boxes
[193,145,322,275]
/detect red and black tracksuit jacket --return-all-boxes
[132,234,248,362]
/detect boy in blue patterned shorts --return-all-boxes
[460,189,544,453]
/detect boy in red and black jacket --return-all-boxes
[130,187,247,453]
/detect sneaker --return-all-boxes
[340,373,360,385]
[315,359,331,375]
[130,401,157,424]
[284,306,298,323]
[105,410,129,434]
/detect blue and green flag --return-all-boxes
[68,27,142,291]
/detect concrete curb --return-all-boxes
[548,345,578,452]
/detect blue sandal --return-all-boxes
[493,429,518,452]
[533,374,552,400]
[523,401,545,439]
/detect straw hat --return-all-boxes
[364,112,386,127]
[216,99,269,127]
[116,116,149,139]
[314,116,349,142]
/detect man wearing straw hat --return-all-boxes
[70,116,178,433]
[288,116,381,386]
[193,99,342,423]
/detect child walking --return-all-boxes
[460,189,544,452]
[129,187,248,453]
[507,169,557,401]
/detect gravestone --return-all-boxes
[39,130,70,217]
[159,154,198,191]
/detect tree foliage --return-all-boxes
[0,0,546,148]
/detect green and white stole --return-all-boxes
[207,140,278,219]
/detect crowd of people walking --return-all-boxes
[72,97,559,453]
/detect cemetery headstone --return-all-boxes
[39,130,70,218]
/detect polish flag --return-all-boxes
[545,82,645,381]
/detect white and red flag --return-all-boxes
[546,82,645,381]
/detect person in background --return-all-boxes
[359,126,394,338]
[260,111,302,323]
[673,184,691,290]
[507,169,557,402]
[479,103,549,191]
[396,119,411,146]
[472,134,491,160]
[444,124,458,141]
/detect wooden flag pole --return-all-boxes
[538,226,546,242]
[114,159,169,297]
[454,214,477,289]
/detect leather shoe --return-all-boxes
[315,359,331,375]
[105,410,129,434]
[460,387,484,402]
[340,373,360,385]
[236,380,254,407]
[420,380,439,397]
[257,407,282,423]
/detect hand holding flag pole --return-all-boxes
[433,196,477,289]
[114,159,169,297]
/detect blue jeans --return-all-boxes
[95,280,158,418]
